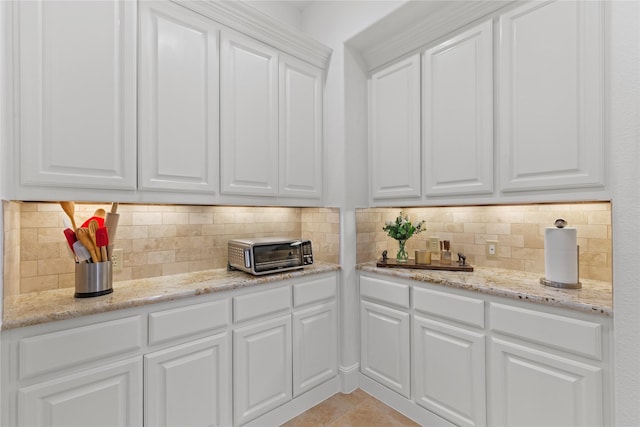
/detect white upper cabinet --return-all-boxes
[138,1,219,194]
[18,0,137,190]
[498,0,604,193]
[220,31,279,197]
[369,54,422,200]
[279,55,323,199]
[422,20,493,196]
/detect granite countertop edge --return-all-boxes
[2,263,341,331]
[357,262,612,317]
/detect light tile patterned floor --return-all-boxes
[281,389,419,427]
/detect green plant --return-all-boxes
[382,211,426,241]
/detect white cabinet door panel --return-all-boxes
[221,31,279,196]
[413,316,486,427]
[279,55,323,199]
[293,301,337,397]
[423,20,493,196]
[18,358,142,427]
[490,338,603,427]
[139,1,219,193]
[18,0,136,189]
[360,300,411,398]
[498,0,604,192]
[144,334,231,427]
[369,54,421,200]
[234,314,292,425]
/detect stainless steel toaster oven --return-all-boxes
[227,238,313,275]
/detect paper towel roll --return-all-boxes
[544,227,578,285]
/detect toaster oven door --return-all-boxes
[253,242,303,272]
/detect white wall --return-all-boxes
[246,0,303,30]
[609,2,640,425]
[300,0,405,391]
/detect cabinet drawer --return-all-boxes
[233,286,291,323]
[490,303,602,360]
[293,275,336,308]
[360,275,409,309]
[414,286,484,328]
[19,316,143,380]
[149,300,229,346]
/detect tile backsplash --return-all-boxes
[4,202,340,295]
[356,203,612,282]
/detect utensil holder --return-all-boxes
[75,261,113,298]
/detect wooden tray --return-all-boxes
[376,258,474,272]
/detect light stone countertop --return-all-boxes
[357,262,612,316]
[2,262,340,331]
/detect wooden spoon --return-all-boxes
[88,220,101,262]
[94,208,106,219]
[76,228,99,263]
[60,201,77,230]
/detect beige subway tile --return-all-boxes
[524,259,545,274]
[188,212,213,225]
[132,238,175,252]
[58,272,75,289]
[588,238,611,253]
[132,212,162,225]
[20,202,38,212]
[586,266,612,282]
[118,225,149,239]
[579,252,607,266]
[512,247,543,260]
[21,260,38,278]
[176,224,202,237]
[575,224,608,239]
[148,225,178,238]
[147,250,176,264]
[21,275,58,293]
[38,258,74,275]
[444,223,464,233]
[162,212,189,225]
[22,241,60,261]
[162,261,191,276]
[21,211,59,228]
[498,234,525,248]
[487,223,511,235]
[587,211,611,225]
[497,258,526,271]
[524,233,545,249]
[113,267,132,281]
[132,264,163,280]
[464,223,487,234]
[475,234,498,245]
[190,258,217,271]
[498,246,512,258]
[128,251,148,266]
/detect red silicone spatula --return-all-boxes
[96,227,109,263]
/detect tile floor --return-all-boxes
[281,389,419,427]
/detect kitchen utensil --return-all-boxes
[88,220,101,262]
[63,228,77,253]
[111,202,119,213]
[76,228,99,263]
[105,210,119,245]
[73,241,91,263]
[80,216,105,228]
[74,261,113,298]
[96,227,109,263]
[94,208,106,219]
[60,201,77,230]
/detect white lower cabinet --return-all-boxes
[233,314,293,426]
[358,272,612,427]
[413,316,486,427]
[144,334,231,427]
[293,301,338,397]
[18,358,142,427]
[3,272,339,427]
[490,338,602,427]
[360,300,411,398]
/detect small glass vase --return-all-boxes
[396,239,409,263]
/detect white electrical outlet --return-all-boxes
[486,240,498,258]
[112,248,124,272]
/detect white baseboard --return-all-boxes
[245,376,340,427]
[339,363,360,393]
[358,374,456,427]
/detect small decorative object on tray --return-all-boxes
[382,211,426,263]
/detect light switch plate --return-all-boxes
[486,240,498,258]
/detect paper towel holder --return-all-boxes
[541,241,582,289]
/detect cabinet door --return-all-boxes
[144,334,231,427]
[369,54,421,200]
[423,21,493,196]
[279,55,323,199]
[360,300,410,398]
[18,358,142,427]
[138,1,219,193]
[498,1,604,192]
[221,31,279,196]
[490,338,603,426]
[413,315,486,427]
[234,314,292,425]
[293,301,337,397]
[18,0,136,190]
